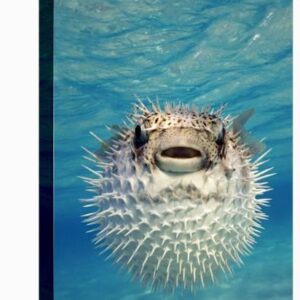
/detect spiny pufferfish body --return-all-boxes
[81,99,273,292]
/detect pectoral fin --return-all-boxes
[232,108,265,155]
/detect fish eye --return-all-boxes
[135,124,142,137]
[216,125,225,146]
[134,125,148,148]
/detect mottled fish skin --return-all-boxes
[81,98,273,293]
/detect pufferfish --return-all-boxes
[81,98,273,293]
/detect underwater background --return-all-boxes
[54,0,292,299]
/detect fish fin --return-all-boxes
[94,125,127,160]
[232,108,255,134]
[231,109,265,155]
[240,130,266,155]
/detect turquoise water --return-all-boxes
[54,0,292,299]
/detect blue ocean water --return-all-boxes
[54,0,292,299]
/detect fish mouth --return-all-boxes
[155,147,204,173]
[161,147,201,159]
